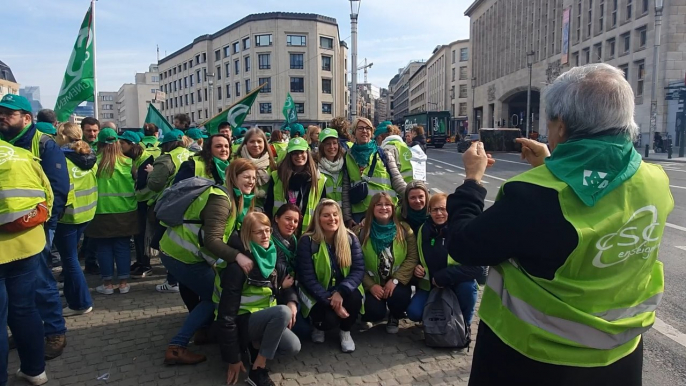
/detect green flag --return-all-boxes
[282,93,298,124]
[203,84,264,135]
[54,4,95,122]
[143,104,174,135]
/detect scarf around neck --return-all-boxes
[406,208,429,230]
[240,146,271,186]
[351,141,377,168]
[213,157,229,183]
[318,157,344,176]
[233,187,255,223]
[250,241,277,279]
[370,219,397,255]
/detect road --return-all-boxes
[424,143,686,386]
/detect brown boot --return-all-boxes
[164,345,206,365]
[45,335,67,360]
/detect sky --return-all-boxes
[1,0,473,109]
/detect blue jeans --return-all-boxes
[83,237,98,269]
[36,228,66,336]
[0,255,46,385]
[160,253,215,347]
[54,223,93,310]
[407,280,479,325]
[97,237,131,281]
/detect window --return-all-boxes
[627,0,632,19]
[622,32,631,54]
[619,64,629,80]
[587,0,593,36]
[459,103,468,116]
[320,37,334,49]
[287,35,306,46]
[290,54,304,69]
[460,48,469,61]
[573,51,580,66]
[594,44,602,62]
[607,38,616,58]
[452,50,456,64]
[217,86,222,100]
[259,77,271,93]
[190,93,194,104]
[245,56,251,72]
[173,67,176,75]
[197,89,202,102]
[178,65,182,73]
[103,113,114,119]
[459,67,468,80]
[189,60,193,68]
[636,60,645,96]
[190,74,194,87]
[203,68,207,81]
[173,81,177,92]
[322,55,332,71]
[215,50,221,61]
[637,26,647,49]
[290,77,304,92]
[295,103,304,114]
[183,94,187,105]
[583,48,590,64]
[576,1,582,41]
[152,75,159,82]
[202,53,206,63]
[195,55,201,65]
[224,46,231,58]
[165,100,169,110]
[216,66,221,80]
[245,79,251,93]
[258,54,271,70]
[255,34,272,47]
[322,103,332,114]
[226,84,231,98]
[233,42,240,54]
[259,103,272,114]
[612,0,618,27]
[235,60,240,74]
[191,112,195,121]
[225,63,230,78]
[243,37,250,50]
[196,70,201,83]
[459,85,468,98]
[235,82,241,97]
[642,0,649,14]
[322,78,332,94]
[599,0,604,32]
[205,88,208,100]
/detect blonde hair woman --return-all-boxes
[235,127,277,209]
[296,199,365,353]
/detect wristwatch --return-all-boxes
[392,279,399,285]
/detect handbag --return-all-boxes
[349,151,379,205]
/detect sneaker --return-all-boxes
[119,284,130,294]
[84,265,100,275]
[156,281,179,293]
[359,321,373,331]
[63,306,93,317]
[246,367,275,386]
[311,328,325,343]
[96,285,114,295]
[57,282,64,290]
[45,335,66,360]
[386,316,400,334]
[130,262,141,271]
[16,370,48,385]
[339,330,355,353]
[131,265,153,278]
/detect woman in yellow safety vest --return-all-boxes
[269,129,288,164]
[173,134,231,185]
[399,181,430,234]
[84,128,139,295]
[235,128,276,210]
[216,212,301,386]
[54,123,97,316]
[306,125,321,153]
[376,123,415,185]
[316,128,345,208]
[356,192,418,334]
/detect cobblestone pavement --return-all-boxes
[8,257,478,386]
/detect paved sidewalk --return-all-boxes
[7,258,478,386]
[643,152,686,164]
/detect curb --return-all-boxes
[643,157,686,164]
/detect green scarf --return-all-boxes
[545,135,641,207]
[406,208,428,229]
[250,241,277,279]
[213,157,229,183]
[370,219,397,255]
[4,123,32,145]
[233,187,255,223]
[350,141,377,168]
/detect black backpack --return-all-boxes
[423,288,471,349]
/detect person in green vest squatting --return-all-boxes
[185,128,206,154]
[316,128,345,207]
[216,212,301,386]
[342,117,407,227]
[296,199,365,353]
[235,128,276,210]
[356,192,418,333]
[399,181,430,234]
[264,137,326,233]
[54,123,97,316]
[376,122,415,184]
[230,126,248,158]
[173,134,231,185]
[405,193,486,326]
[447,63,674,385]
[84,128,139,295]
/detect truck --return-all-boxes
[402,111,450,148]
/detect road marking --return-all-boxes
[653,317,686,349]
[490,158,530,166]
[670,185,686,190]
[446,169,455,173]
[435,165,443,169]
[676,246,686,251]
[662,168,686,173]
[429,158,508,182]
[666,223,686,232]
[431,188,444,194]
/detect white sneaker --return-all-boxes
[62,306,93,317]
[311,328,325,343]
[156,281,179,293]
[340,330,355,353]
[95,285,114,295]
[119,284,131,294]
[16,369,48,385]
[56,282,64,290]
[386,316,400,334]
[359,321,373,331]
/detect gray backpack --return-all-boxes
[154,177,227,227]
[423,288,471,349]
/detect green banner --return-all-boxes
[54,4,95,122]
[143,104,173,135]
[282,92,297,124]
[203,84,264,135]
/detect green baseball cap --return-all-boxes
[35,122,56,135]
[319,128,338,143]
[119,131,140,144]
[160,129,184,144]
[287,137,309,153]
[98,128,119,144]
[186,128,208,140]
[374,121,392,138]
[0,94,32,113]
[232,126,247,138]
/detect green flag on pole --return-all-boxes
[54,4,95,122]
[282,93,298,124]
[202,83,265,135]
[143,104,173,135]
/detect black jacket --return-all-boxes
[173,157,223,185]
[410,135,427,152]
[263,172,326,225]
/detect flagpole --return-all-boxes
[200,83,266,127]
[91,0,99,120]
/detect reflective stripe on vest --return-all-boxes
[320,168,343,206]
[345,152,395,215]
[416,224,457,291]
[60,158,98,224]
[271,171,326,232]
[95,157,137,215]
[361,231,407,285]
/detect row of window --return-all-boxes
[99,95,114,101]
[571,25,647,65]
[575,0,651,43]
[451,48,469,64]
[451,66,469,82]
[102,113,115,119]
[163,100,328,124]
[101,104,114,110]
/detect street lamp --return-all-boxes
[471,77,476,133]
[649,0,664,156]
[526,51,535,138]
[207,73,215,118]
[350,0,361,122]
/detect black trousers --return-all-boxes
[468,322,643,386]
[134,202,150,267]
[309,290,362,332]
[363,282,412,321]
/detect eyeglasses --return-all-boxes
[430,207,447,214]
[356,126,372,132]
[252,228,272,236]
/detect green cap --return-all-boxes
[287,137,309,153]
[98,128,119,144]
[289,123,305,137]
[35,122,56,135]
[232,126,247,138]
[374,121,392,138]
[160,129,184,144]
[0,94,32,113]
[133,131,145,141]
[319,128,338,143]
[186,128,208,140]
[119,131,140,144]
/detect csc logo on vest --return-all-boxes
[592,205,661,268]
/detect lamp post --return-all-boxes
[649,0,664,155]
[207,73,215,118]
[471,77,476,133]
[526,51,535,138]
[350,0,361,122]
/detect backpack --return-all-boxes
[423,288,471,349]
[154,177,228,227]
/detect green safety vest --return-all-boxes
[360,232,407,285]
[416,224,457,291]
[159,187,236,265]
[345,151,395,215]
[132,148,152,171]
[479,163,673,367]
[299,237,365,317]
[273,142,288,164]
[29,130,45,158]
[212,260,278,319]
[95,156,137,215]
[0,140,53,263]
[147,147,192,205]
[59,158,98,224]
[384,139,414,183]
[231,142,242,159]
[319,166,344,206]
[192,156,213,181]
[271,171,326,232]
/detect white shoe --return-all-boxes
[95,285,114,295]
[340,330,355,353]
[386,316,399,334]
[119,284,131,294]
[156,281,179,293]
[311,328,325,343]
[359,321,373,331]
[56,282,64,290]
[16,369,48,385]
[62,306,93,317]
